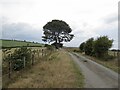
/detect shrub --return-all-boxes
[94,36,113,57]
[79,42,85,52]
[102,55,115,61]
[8,47,31,71]
[46,45,55,51]
[73,49,80,53]
[84,38,94,56]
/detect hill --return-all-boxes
[0,39,44,48]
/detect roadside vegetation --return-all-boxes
[77,36,119,73]
[6,49,84,88]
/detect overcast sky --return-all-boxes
[0,0,119,49]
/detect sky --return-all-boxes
[0,0,119,49]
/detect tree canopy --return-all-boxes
[42,19,74,48]
[94,36,113,57]
[79,42,85,52]
[79,36,113,57]
[84,38,94,55]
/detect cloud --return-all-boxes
[65,13,118,48]
[1,0,118,49]
[2,22,43,43]
[93,14,118,49]
[103,13,117,24]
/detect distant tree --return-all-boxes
[84,38,94,55]
[42,19,74,48]
[94,36,113,57]
[79,42,85,52]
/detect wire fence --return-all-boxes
[2,47,52,87]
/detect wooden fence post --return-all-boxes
[38,50,40,59]
[23,57,26,68]
[114,51,115,57]
[42,49,43,57]
[117,51,119,57]
[8,54,11,78]
[31,54,34,65]
[44,50,46,56]
[37,50,39,59]
[8,61,11,78]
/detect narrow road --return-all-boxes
[69,52,118,88]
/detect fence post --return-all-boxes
[37,50,39,59]
[31,54,34,65]
[8,61,11,78]
[114,51,115,57]
[40,50,41,58]
[8,54,11,79]
[44,50,46,56]
[23,57,26,68]
[38,50,40,59]
[42,49,43,57]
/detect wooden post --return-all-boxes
[8,54,11,78]
[23,57,26,68]
[31,54,34,65]
[113,51,115,57]
[42,49,43,57]
[44,50,45,56]
[38,50,39,59]
[34,51,36,63]
[8,61,11,78]
[117,51,119,57]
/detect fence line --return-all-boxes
[2,47,52,87]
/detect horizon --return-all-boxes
[1,39,119,50]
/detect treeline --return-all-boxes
[1,39,39,44]
[79,36,114,59]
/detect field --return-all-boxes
[0,39,44,48]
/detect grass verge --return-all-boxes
[77,52,119,73]
[70,57,84,87]
[6,49,84,88]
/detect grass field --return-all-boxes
[5,50,84,88]
[108,51,118,57]
[0,39,44,48]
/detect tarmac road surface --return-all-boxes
[69,52,119,88]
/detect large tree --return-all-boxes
[42,19,74,48]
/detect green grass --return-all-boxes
[0,39,44,48]
[70,58,84,87]
[77,52,119,73]
[5,50,84,88]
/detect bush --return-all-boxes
[94,36,113,57]
[102,55,115,61]
[79,42,85,52]
[8,47,31,71]
[46,44,55,51]
[84,38,94,56]
[73,49,80,53]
